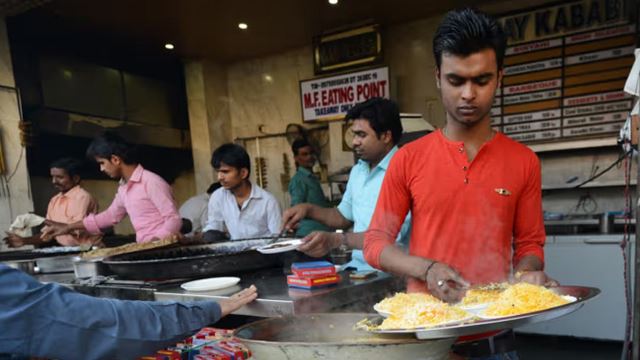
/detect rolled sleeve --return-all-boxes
[146,178,182,238]
[513,155,546,266]
[363,151,411,269]
[82,192,127,234]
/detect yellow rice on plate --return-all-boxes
[377,301,472,329]
[375,292,442,315]
[482,283,571,317]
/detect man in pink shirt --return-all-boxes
[4,158,100,247]
[42,133,182,243]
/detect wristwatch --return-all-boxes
[335,229,348,249]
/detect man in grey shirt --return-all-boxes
[203,144,282,241]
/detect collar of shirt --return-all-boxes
[296,166,314,178]
[55,184,81,200]
[355,145,398,176]
[119,164,144,187]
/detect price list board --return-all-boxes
[496,0,636,145]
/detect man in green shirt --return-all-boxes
[288,138,331,236]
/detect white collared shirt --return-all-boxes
[203,183,282,239]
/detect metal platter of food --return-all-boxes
[358,283,600,340]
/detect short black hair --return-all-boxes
[211,143,251,175]
[86,132,138,164]
[206,182,222,194]
[345,97,403,144]
[433,7,506,70]
[291,138,312,156]
[49,157,83,178]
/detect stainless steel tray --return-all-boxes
[364,285,600,339]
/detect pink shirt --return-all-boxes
[47,185,99,246]
[83,165,182,243]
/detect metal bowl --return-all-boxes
[234,313,455,359]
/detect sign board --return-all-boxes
[495,0,635,144]
[299,67,389,122]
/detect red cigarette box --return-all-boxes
[287,274,340,289]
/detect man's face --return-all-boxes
[351,119,390,163]
[436,48,502,127]
[294,145,316,169]
[216,162,248,190]
[95,156,122,179]
[50,167,78,193]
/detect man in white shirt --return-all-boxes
[179,182,221,235]
[202,144,282,241]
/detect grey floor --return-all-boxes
[516,334,623,360]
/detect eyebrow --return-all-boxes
[445,72,494,81]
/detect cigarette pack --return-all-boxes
[291,261,336,278]
[287,274,340,289]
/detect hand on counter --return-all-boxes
[219,285,258,317]
[425,261,470,303]
[297,231,341,257]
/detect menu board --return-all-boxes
[496,0,636,144]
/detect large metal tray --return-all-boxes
[364,285,599,339]
[101,238,299,280]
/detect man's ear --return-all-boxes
[240,168,249,181]
[497,69,503,89]
[110,155,122,165]
[72,175,81,185]
[383,130,393,145]
[435,67,441,89]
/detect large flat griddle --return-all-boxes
[101,238,298,280]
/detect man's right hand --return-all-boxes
[425,261,470,303]
[281,204,311,232]
[219,285,258,317]
[297,231,342,257]
[40,220,70,242]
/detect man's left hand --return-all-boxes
[515,270,559,287]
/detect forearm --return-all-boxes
[1,265,221,359]
[378,245,433,280]
[307,206,352,229]
[341,232,364,250]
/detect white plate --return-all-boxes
[180,277,241,292]
[477,295,578,319]
[256,239,303,254]
[458,303,490,315]
[373,303,392,317]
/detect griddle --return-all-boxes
[101,238,298,280]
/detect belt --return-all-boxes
[451,330,516,358]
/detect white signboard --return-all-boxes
[300,67,390,121]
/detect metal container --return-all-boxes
[4,259,38,274]
[234,313,455,360]
[72,256,110,279]
[36,255,75,273]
